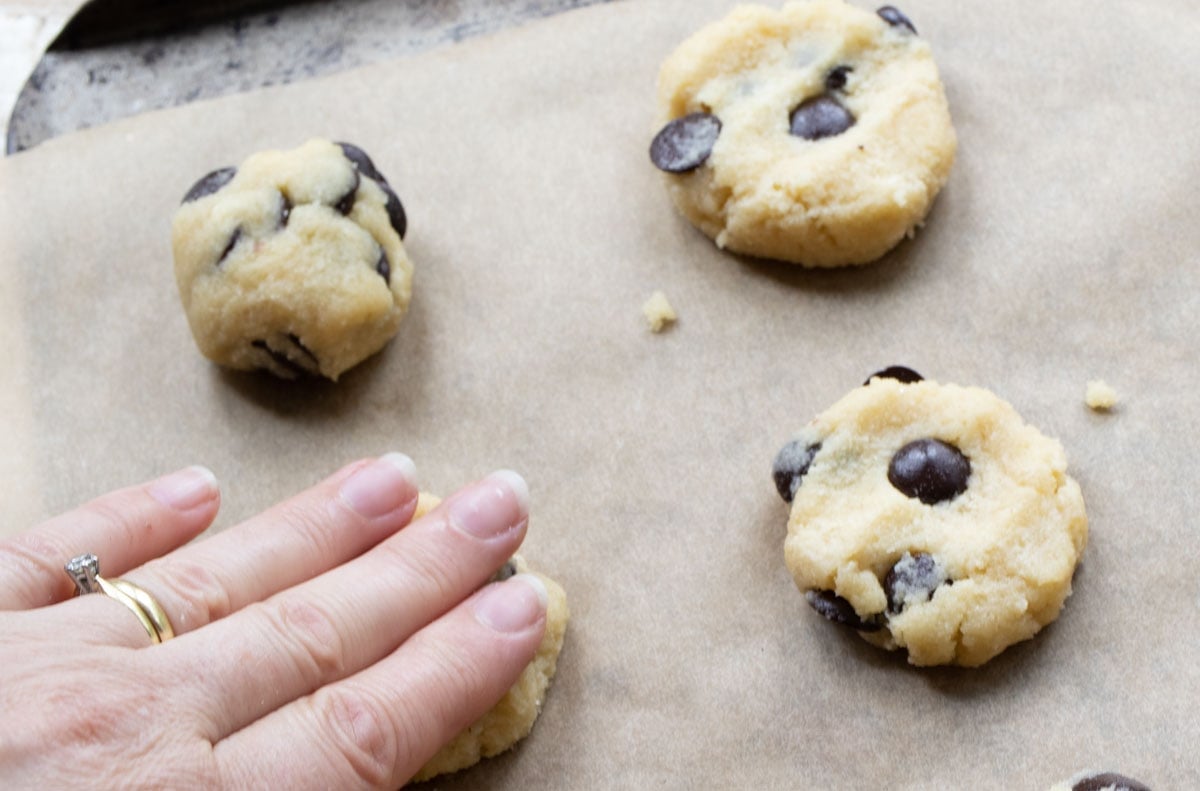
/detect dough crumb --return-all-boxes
[642,290,677,332]
[1085,380,1119,411]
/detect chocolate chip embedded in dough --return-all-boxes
[864,366,924,386]
[805,590,882,632]
[335,141,385,183]
[789,95,855,141]
[1071,773,1152,791]
[379,182,408,239]
[888,438,971,505]
[182,167,236,203]
[772,440,822,503]
[877,5,918,34]
[493,560,518,582]
[250,335,320,378]
[285,333,319,372]
[825,65,853,92]
[650,112,722,173]
[251,339,307,378]
[217,228,241,265]
[376,249,391,285]
[885,552,948,613]
[334,170,361,216]
[278,194,292,228]
[336,141,406,237]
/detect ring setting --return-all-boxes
[65,553,174,644]
[64,552,101,595]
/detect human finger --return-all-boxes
[215,574,548,789]
[171,470,528,740]
[113,453,419,638]
[0,466,219,610]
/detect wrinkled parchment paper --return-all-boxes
[2,0,1198,787]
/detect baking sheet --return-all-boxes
[1,0,1198,786]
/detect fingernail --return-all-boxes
[473,574,548,633]
[149,466,218,511]
[339,453,417,518]
[448,470,529,540]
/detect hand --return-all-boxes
[0,456,548,788]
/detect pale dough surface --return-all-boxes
[655,0,956,266]
[1085,380,1119,410]
[782,378,1087,666]
[172,138,413,380]
[642,290,677,332]
[410,494,569,783]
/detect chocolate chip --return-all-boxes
[278,194,292,228]
[336,141,385,183]
[376,249,391,284]
[789,95,855,141]
[493,560,518,582]
[864,366,924,386]
[1071,773,1152,791]
[251,339,307,378]
[285,333,319,371]
[885,552,948,613]
[217,228,241,265]
[877,5,917,34]
[888,439,971,505]
[182,167,236,203]
[379,182,407,239]
[334,170,360,216]
[251,335,319,378]
[336,141,406,237]
[772,440,821,503]
[825,65,853,92]
[650,112,722,173]
[805,590,882,632]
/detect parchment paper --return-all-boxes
[1,0,1198,787]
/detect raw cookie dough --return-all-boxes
[772,367,1088,666]
[410,493,569,783]
[1085,379,1119,410]
[650,1,956,266]
[1050,771,1153,791]
[172,139,412,380]
[642,290,677,332]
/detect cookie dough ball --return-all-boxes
[651,1,956,266]
[772,368,1087,666]
[1050,772,1153,791]
[172,139,412,380]
[409,493,569,782]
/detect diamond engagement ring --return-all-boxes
[65,553,174,644]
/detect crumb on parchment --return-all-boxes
[642,290,677,332]
[1085,380,1119,411]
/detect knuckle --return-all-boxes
[311,685,408,788]
[77,493,143,535]
[148,557,233,628]
[274,499,344,558]
[261,597,347,685]
[0,535,69,605]
[376,525,460,602]
[422,636,487,709]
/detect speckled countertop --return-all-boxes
[2,0,614,154]
[0,1,80,140]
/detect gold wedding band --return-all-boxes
[96,576,163,644]
[109,578,175,642]
[65,554,175,644]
